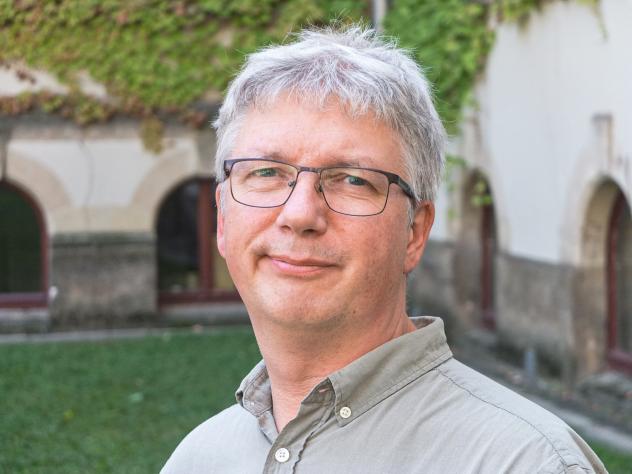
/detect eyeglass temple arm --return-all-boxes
[384,171,415,200]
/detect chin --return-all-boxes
[255,298,347,332]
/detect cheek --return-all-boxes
[221,207,271,267]
[352,226,405,281]
[221,210,250,266]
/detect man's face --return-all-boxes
[216,96,432,330]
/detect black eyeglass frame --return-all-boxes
[223,158,416,216]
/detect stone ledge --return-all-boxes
[160,302,249,326]
[0,308,50,333]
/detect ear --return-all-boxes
[216,184,226,258]
[404,201,435,274]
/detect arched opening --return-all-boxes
[606,190,632,372]
[455,171,497,330]
[576,179,628,376]
[0,180,48,308]
[156,178,237,304]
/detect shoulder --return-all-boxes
[432,359,606,473]
[160,404,264,474]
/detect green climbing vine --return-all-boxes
[0,0,365,149]
[383,0,599,134]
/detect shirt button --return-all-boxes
[339,406,352,419]
[275,448,290,463]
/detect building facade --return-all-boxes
[0,104,242,330]
[411,0,632,380]
[0,0,630,384]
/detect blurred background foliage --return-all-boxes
[0,0,366,139]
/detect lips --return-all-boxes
[265,254,337,276]
[268,255,335,267]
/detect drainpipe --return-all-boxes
[372,0,388,32]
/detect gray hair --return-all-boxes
[213,24,446,205]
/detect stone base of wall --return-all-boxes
[50,232,157,328]
[494,253,577,380]
[411,241,607,384]
[0,308,49,333]
[160,302,249,326]
[408,239,461,338]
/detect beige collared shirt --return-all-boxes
[162,317,607,473]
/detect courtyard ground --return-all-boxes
[1,326,631,473]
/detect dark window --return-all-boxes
[480,195,497,330]
[157,179,237,304]
[0,181,47,307]
[607,191,632,371]
[157,180,200,292]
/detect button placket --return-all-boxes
[263,381,336,472]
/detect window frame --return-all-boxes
[157,178,240,305]
[606,190,632,373]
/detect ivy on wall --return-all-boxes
[1,0,598,152]
[383,0,599,134]
[384,0,494,134]
[0,0,365,150]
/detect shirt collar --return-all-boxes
[328,316,452,425]
[236,316,452,427]
[236,359,271,416]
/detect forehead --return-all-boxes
[231,95,404,170]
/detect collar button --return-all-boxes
[339,406,352,419]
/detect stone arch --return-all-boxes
[6,151,72,234]
[453,169,498,330]
[131,151,206,232]
[573,177,629,377]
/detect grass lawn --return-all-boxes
[1,327,261,473]
[589,442,632,474]
[1,327,631,473]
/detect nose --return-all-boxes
[275,171,328,235]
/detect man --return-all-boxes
[162,26,606,473]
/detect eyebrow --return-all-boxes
[258,151,366,168]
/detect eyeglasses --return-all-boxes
[223,158,415,217]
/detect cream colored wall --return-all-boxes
[433,0,632,267]
[5,126,215,235]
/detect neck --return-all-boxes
[251,306,416,432]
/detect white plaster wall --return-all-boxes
[438,0,632,265]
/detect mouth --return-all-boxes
[265,254,337,276]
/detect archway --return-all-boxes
[0,180,48,308]
[156,178,238,304]
[575,179,629,375]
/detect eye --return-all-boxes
[345,175,367,186]
[252,167,278,177]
